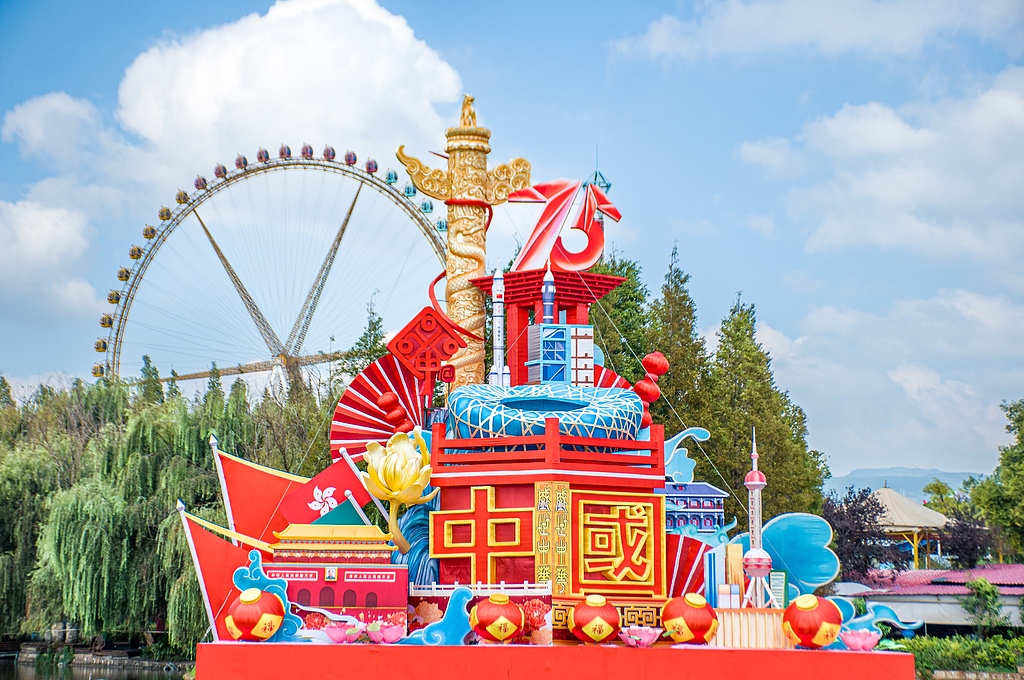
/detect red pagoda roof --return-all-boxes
[470,269,626,305]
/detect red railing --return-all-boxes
[429,418,664,487]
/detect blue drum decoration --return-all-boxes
[324,146,336,161]
[403,183,417,198]
[279,144,291,159]
[257,148,270,162]
[436,218,448,232]
[344,149,357,165]
[385,169,398,184]
[421,199,433,214]
[194,175,207,190]
[364,158,378,173]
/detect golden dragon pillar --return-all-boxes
[397,95,530,388]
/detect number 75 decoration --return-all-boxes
[508,180,621,272]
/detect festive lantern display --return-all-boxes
[469,593,525,643]
[567,594,620,644]
[225,588,285,641]
[662,593,719,644]
[642,351,669,379]
[782,594,843,649]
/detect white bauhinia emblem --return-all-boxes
[308,486,338,516]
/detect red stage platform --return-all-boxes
[196,642,914,680]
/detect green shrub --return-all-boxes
[903,634,1024,672]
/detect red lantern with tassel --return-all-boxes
[782,594,843,648]
[567,594,620,644]
[642,352,669,379]
[225,588,285,641]
[469,593,524,643]
[661,593,719,644]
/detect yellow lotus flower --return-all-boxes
[361,426,438,553]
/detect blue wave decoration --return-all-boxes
[232,550,307,642]
[668,517,737,546]
[825,597,922,649]
[391,490,439,586]
[399,587,473,645]
[664,427,709,483]
[730,512,841,599]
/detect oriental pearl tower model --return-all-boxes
[742,429,780,608]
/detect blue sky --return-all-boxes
[1,0,1022,476]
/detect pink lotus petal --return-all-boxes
[839,629,882,651]
[618,626,662,648]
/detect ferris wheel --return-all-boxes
[94,144,448,392]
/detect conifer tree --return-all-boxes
[588,252,650,383]
[335,299,389,380]
[646,244,712,431]
[701,297,829,532]
[140,355,164,404]
[166,370,181,400]
[0,375,13,408]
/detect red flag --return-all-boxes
[280,458,372,525]
[178,509,253,641]
[213,441,308,546]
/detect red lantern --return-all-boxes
[225,588,285,641]
[662,593,719,644]
[782,594,843,649]
[642,352,669,378]
[633,378,661,404]
[469,593,524,643]
[567,594,620,644]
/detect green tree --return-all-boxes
[0,375,12,408]
[166,370,181,401]
[335,298,389,380]
[701,297,829,532]
[958,577,1010,638]
[973,399,1024,553]
[140,355,164,404]
[646,244,712,431]
[588,251,650,383]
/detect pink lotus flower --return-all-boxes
[839,629,882,651]
[367,621,405,644]
[324,624,363,644]
[618,626,663,648]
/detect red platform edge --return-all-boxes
[196,642,915,680]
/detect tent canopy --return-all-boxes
[872,486,948,534]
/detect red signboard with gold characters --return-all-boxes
[570,490,666,599]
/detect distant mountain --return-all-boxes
[824,467,983,502]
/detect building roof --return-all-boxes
[873,486,948,533]
[272,524,390,542]
[658,481,729,497]
[862,564,1024,597]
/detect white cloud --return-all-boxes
[0,0,463,334]
[614,0,1024,60]
[761,289,1022,473]
[745,213,776,236]
[740,66,1024,263]
[0,200,101,320]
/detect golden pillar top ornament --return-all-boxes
[397,95,531,389]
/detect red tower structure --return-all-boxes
[471,269,625,386]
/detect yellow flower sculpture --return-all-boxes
[361,426,439,553]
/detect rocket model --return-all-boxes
[741,428,778,608]
[489,268,509,386]
[541,265,555,324]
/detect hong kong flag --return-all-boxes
[280,457,373,525]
